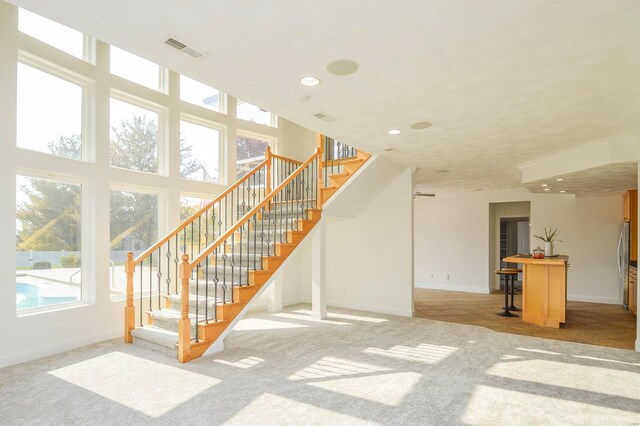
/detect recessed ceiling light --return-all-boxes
[556,178,565,182]
[541,184,549,187]
[387,129,401,135]
[410,121,433,130]
[544,188,551,192]
[559,190,567,193]
[300,76,320,87]
[327,59,359,76]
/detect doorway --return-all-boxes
[489,202,531,292]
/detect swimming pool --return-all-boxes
[16,282,79,310]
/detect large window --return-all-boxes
[17,63,83,159]
[110,98,160,173]
[180,75,223,112]
[6,3,281,314]
[16,176,82,311]
[236,134,271,179]
[180,120,220,183]
[180,195,213,222]
[110,46,161,91]
[109,189,158,297]
[237,100,276,127]
[18,8,85,60]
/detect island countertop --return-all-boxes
[503,254,569,266]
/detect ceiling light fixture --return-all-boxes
[300,76,320,87]
[556,178,565,182]
[541,184,549,187]
[327,59,359,76]
[559,190,567,193]
[410,121,433,130]
[544,188,551,192]
[387,129,401,135]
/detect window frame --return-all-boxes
[15,169,91,315]
[16,52,94,163]
[179,114,227,185]
[108,90,168,176]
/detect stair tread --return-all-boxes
[131,325,178,348]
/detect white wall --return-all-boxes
[415,188,623,304]
[323,167,414,317]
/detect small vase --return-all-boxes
[544,241,553,257]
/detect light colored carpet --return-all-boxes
[1,304,639,425]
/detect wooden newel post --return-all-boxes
[178,254,191,363]
[316,134,324,190]
[265,145,272,193]
[124,252,135,343]
[316,134,325,204]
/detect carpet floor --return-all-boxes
[1,304,639,425]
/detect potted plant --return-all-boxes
[534,227,563,257]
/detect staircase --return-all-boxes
[124,135,370,362]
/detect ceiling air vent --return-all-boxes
[164,37,205,60]
[313,112,335,121]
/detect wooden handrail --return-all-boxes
[272,153,302,165]
[133,157,268,264]
[189,148,321,267]
[132,152,303,265]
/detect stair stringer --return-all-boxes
[199,217,319,359]
[322,155,406,218]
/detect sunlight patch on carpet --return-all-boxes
[515,347,561,355]
[487,359,640,400]
[48,351,219,417]
[232,317,307,331]
[292,309,389,323]
[462,385,640,425]
[270,312,351,325]
[363,343,458,365]
[573,355,640,367]
[288,356,390,381]
[214,356,264,369]
[307,372,422,406]
[225,393,380,425]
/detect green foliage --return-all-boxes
[16,179,81,251]
[60,254,81,268]
[17,115,203,251]
[33,261,52,270]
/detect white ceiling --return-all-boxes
[526,162,638,197]
[10,0,640,191]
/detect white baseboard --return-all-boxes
[0,328,121,369]
[567,294,621,304]
[414,282,489,294]
[325,299,413,317]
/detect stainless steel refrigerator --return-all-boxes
[618,222,630,308]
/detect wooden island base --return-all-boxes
[503,255,568,328]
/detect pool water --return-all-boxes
[16,282,78,310]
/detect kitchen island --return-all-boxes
[503,254,568,328]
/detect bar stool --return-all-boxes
[496,269,519,317]
[502,268,522,312]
